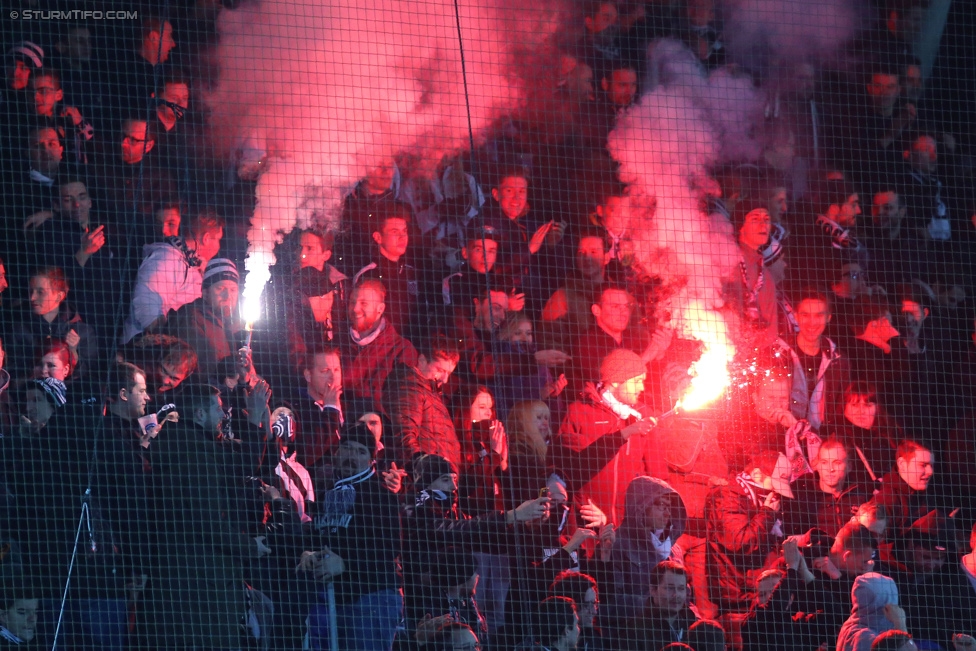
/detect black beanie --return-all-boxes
[412,453,456,489]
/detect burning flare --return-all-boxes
[677,300,735,411]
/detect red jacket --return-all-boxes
[555,394,667,525]
[339,319,418,413]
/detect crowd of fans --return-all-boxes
[1,1,976,650]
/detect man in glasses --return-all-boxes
[97,117,175,228]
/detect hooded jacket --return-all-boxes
[610,477,688,620]
[836,573,900,651]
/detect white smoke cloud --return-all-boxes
[608,40,767,397]
[206,0,564,317]
[720,0,864,73]
[610,40,763,311]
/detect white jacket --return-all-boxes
[122,240,204,343]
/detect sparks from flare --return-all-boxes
[676,301,735,411]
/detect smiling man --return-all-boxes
[773,288,850,433]
[789,437,874,537]
[876,440,936,541]
[338,279,417,410]
[626,561,701,651]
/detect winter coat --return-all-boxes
[658,413,729,520]
[338,318,418,413]
[33,212,123,337]
[555,394,667,526]
[836,573,900,651]
[875,471,935,541]
[487,338,563,425]
[772,335,849,431]
[705,475,785,612]
[123,238,204,343]
[252,264,347,399]
[93,413,157,582]
[387,363,461,469]
[609,477,688,620]
[617,605,700,651]
[291,395,342,478]
[448,311,539,389]
[146,421,252,649]
[401,488,509,630]
[787,474,874,537]
[163,297,244,385]
[3,304,96,380]
[1,405,117,600]
[307,467,401,604]
[742,569,814,651]
[890,563,976,649]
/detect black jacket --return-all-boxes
[616,605,700,651]
[704,476,784,612]
[307,467,401,605]
[3,304,96,380]
[787,474,874,537]
[875,471,935,541]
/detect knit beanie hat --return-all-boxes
[412,453,456,489]
[202,258,239,290]
[8,41,43,69]
[339,421,377,457]
[600,349,646,384]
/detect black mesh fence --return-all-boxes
[1,0,975,649]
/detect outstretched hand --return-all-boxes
[563,527,598,553]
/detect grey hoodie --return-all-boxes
[609,476,688,620]
[836,573,900,651]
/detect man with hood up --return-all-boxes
[609,476,687,621]
[836,573,908,651]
